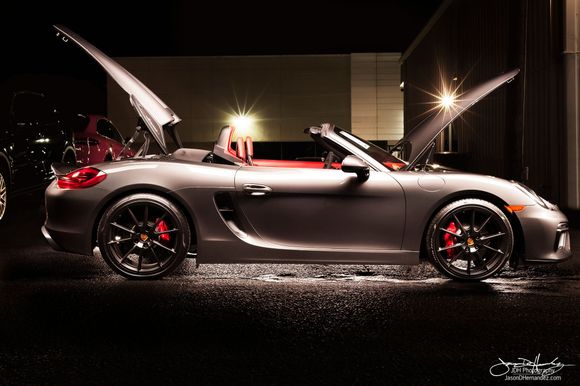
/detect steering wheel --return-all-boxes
[323,151,336,169]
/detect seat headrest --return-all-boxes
[245,136,253,157]
[212,125,241,164]
[236,137,246,161]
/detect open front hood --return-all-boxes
[54,25,181,154]
[393,69,520,169]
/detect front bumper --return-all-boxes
[516,204,573,263]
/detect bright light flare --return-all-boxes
[438,93,456,109]
[231,114,254,132]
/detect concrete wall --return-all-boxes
[351,53,404,142]
[400,0,568,206]
[108,55,351,146]
[565,0,580,210]
[107,53,404,148]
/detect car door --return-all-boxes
[234,166,405,251]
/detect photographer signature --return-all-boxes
[489,354,574,377]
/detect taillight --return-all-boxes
[57,167,107,189]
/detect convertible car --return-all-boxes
[42,26,572,281]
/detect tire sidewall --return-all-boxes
[0,166,8,222]
[426,198,514,281]
[97,193,190,279]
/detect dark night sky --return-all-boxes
[4,1,441,57]
[1,1,441,113]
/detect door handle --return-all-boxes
[243,184,272,196]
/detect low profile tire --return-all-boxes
[426,198,513,281]
[0,167,7,222]
[97,193,190,279]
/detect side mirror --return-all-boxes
[341,155,370,182]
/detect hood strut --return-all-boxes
[117,120,153,159]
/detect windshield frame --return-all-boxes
[307,124,400,172]
[333,127,406,171]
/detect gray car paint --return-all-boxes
[234,167,405,250]
[42,28,572,268]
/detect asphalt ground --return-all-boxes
[0,192,578,385]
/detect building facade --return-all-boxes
[108,53,403,159]
[401,0,579,217]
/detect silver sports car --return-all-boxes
[42,26,572,281]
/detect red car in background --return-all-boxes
[73,114,130,165]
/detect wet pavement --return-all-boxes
[0,193,579,385]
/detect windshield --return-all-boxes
[334,128,406,170]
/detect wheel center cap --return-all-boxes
[467,237,475,247]
[140,233,149,242]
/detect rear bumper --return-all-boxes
[516,205,573,263]
[41,225,64,251]
[42,180,106,256]
[42,222,92,254]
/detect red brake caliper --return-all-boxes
[155,218,171,242]
[443,221,460,258]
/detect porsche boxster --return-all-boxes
[42,25,572,280]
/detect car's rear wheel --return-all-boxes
[97,193,190,279]
[426,198,513,281]
[0,168,7,222]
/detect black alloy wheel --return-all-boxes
[426,198,514,281]
[98,193,190,279]
[0,169,7,221]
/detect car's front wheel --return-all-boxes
[426,198,514,281]
[97,193,190,279]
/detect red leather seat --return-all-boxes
[236,137,246,162]
[245,136,254,165]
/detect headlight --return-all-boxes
[512,181,551,209]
